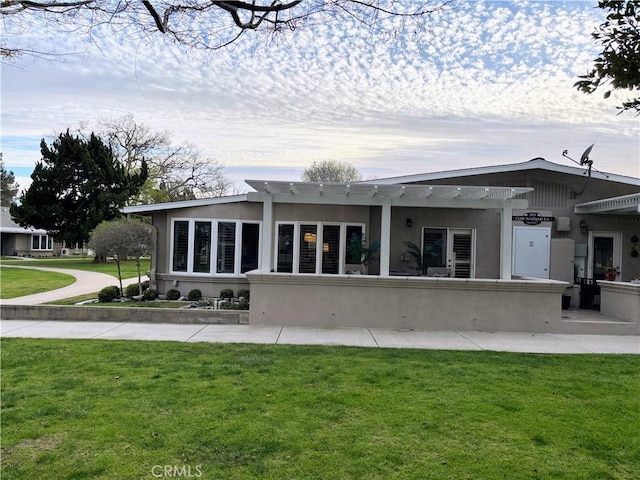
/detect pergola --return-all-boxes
[245,181,532,279]
[575,192,640,215]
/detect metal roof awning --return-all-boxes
[574,193,640,215]
[245,180,532,209]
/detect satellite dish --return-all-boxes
[580,144,594,166]
[561,143,610,197]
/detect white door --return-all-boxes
[447,229,474,278]
[512,226,551,279]
[588,232,622,280]
[422,228,475,278]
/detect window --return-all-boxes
[322,225,340,274]
[345,226,364,264]
[172,221,189,272]
[421,227,475,278]
[31,235,53,251]
[277,224,294,273]
[217,222,236,274]
[423,228,447,269]
[275,222,366,274]
[241,223,260,273]
[193,222,212,273]
[170,219,260,275]
[299,225,317,273]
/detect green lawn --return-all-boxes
[0,257,150,280]
[1,339,638,479]
[0,268,76,299]
[0,258,151,299]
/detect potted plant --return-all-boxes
[604,266,618,281]
[404,241,428,276]
[631,235,639,257]
[345,233,380,274]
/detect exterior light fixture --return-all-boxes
[579,219,588,235]
[406,218,413,228]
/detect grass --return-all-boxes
[0,257,151,300]
[1,339,639,479]
[47,296,188,308]
[0,257,150,280]
[0,268,76,299]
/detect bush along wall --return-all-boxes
[185,288,250,311]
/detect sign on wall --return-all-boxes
[512,212,555,225]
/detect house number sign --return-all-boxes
[512,212,555,225]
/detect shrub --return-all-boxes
[124,283,143,298]
[166,289,181,301]
[236,298,250,310]
[219,288,234,299]
[98,285,120,303]
[142,289,158,301]
[141,280,150,291]
[219,300,234,310]
[237,289,250,300]
[188,289,202,301]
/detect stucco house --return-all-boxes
[0,207,54,257]
[123,158,640,334]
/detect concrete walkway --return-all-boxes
[1,265,638,354]
[1,320,638,354]
[1,265,143,305]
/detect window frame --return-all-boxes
[274,221,366,275]
[31,234,53,251]
[169,218,262,276]
[420,226,476,278]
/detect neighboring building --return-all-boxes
[0,207,54,257]
[122,158,640,333]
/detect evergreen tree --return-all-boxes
[1,159,20,206]
[10,131,147,245]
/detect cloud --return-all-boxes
[1,0,638,192]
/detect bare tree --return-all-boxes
[2,1,453,60]
[302,159,361,183]
[88,219,132,294]
[87,115,233,203]
[89,218,155,294]
[122,219,156,295]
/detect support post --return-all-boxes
[500,199,513,280]
[379,201,391,276]
[261,194,273,272]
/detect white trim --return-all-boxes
[363,158,640,187]
[169,217,261,276]
[0,227,48,235]
[31,234,54,251]
[245,181,532,209]
[419,226,476,278]
[379,201,391,276]
[587,231,623,280]
[575,192,640,215]
[122,194,248,215]
[274,221,367,275]
[500,200,513,280]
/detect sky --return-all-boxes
[1,0,639,195]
